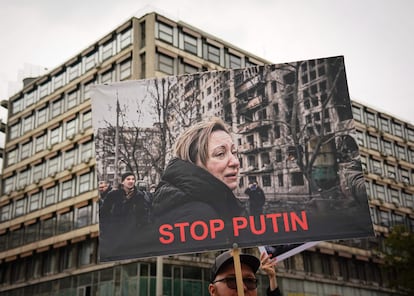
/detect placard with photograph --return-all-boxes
[91,56,374,262]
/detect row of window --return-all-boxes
[356,129,414,162]
[7,112,93,168]
[1,170,95,222]
[2,141,94,196]
[370,205,414,231]
[11,28,132,116]
[365,179,413,209]
[361,154,413,185]
[0,239,97,286]
[0,202,97,251]
[10,57,132,141]
[156,20,258,71]
[0,247,392,294]
[352,105,414,141]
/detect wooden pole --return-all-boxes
[231,244,245,296]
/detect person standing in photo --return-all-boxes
[244,181,266,216]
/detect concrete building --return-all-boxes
[0,11,412,295]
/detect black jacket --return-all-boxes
[99,186,148,260]
[153,158,245,222]
[151,158,246,251]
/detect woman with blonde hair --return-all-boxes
[151,117,246,246]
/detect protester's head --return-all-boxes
[98,180,110,193]
[209,250,260,296]
[121,172,135,190]
[174,117,240,190]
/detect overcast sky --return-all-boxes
[1,0,413,124]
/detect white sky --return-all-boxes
[1,0,413,124]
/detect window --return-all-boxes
[35,134,46,153]
[63,149,76,169]
[53,71,65,90]
[3,177,14,195]
[140,21,146,48]
[183,62,198,74]
[39,82,50,98]
[229,54,241,69]
[262,175,271,187]
[32,163,44,184]
[21,142,32,159]
[50,126,61,146]
[158,22,173,44]
[58,211,73,234]
[158,53,174,75]
[12,97,23,114]
[18,169,29,189]
[371,158,382,175]
[374,183,386,201]
[79,172,93,193]
[76,204,92,228]
[385,163,396,179]
[275,149,282,162]
[24,90,36,107]
[29,192,42,212]
[61,179,74,200]
[402,190,413,209]
[65,118,77,139]
[101,69,113,84]
[245,58,257,68]
[7,149,17,165]
[407,127,414,142]
[79,241,94,266]
[14,198,26,217]
[51,97,63,118]
[25,222,38,244]
[48,156,60,177]
[379,210,390,227]
[368,135,378,151]
[379,117,390,133]
[84,51,96,71]
[119,59,132,80]
[206,43,220,64]
[44,186,57,206]
[9,123,20,140]
[352,106,362,122]
[82,111,92,129]
[365,111,376,127]
[23,115,34,133]
[102,40,114,61]
[382,140,393,156]
[67,88,78,110]
[37,107,48,126]
[0,204,11,222]
[41,217,56,239]
[392,122,403,137]
[68,63,80,81]
[83,80,94,101]
[291,172,305,186]
[355,130,365,146]
[183,33,197,54]
[389,188,400,205]
[400,168,410,184]
[119,28,132,49]
[396,145,406,160]
[140,52,146,79]
[80,141,94,162]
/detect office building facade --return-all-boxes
[0,12,412,295]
